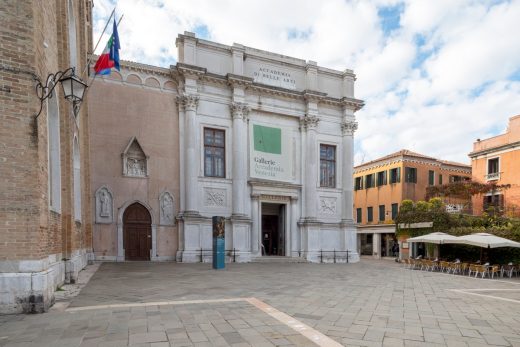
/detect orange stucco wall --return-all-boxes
[471,115,520,216]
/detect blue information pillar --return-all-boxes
[212,216,225,269]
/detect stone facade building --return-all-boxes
[174,33,363,263]
[88,31,364,263]
[0,0,93,313]
[469,115,520,217]
[353,150,472,258]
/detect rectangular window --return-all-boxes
[428,170,435,186]
[376,171,387,186]
[391,203,398,220]
[389,167,401,183]
[488,158,499,174]
[405,167,417,183]
[450,175,462,183]
[439,174,443,185]
[365,174,375,188]
[204,128,225,178]
[320,144,336,187]
[379,205,385,222]
[354,176,363,190]
[356,208,362,223]
[367,207,373,222]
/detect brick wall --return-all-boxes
[0,0,92,262]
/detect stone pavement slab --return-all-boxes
[1,259,519,346]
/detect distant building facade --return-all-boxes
[469,115,520,217]
[0,0,93,313]
[353,150,472,258]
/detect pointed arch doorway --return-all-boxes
[123,203,152,260]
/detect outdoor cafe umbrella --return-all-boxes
[406,232,459,244]
[443,233,520,248]
[443,232,520,263]
[406,232,460,259]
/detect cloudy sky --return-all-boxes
[93,0,520,165]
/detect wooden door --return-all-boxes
[123,203,151,260]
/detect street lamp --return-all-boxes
[34,67,88,118]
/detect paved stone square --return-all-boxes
[1,259,520,347]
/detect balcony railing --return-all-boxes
[485,172,500,181]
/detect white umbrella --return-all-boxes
[407,232,460,244]
[443,233,520,248]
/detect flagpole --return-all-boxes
[82,14,124,100]
[82,7,116,77]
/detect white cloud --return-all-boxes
[93,0,520,165]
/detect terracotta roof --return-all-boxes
[355,149,434,168]
[438,159,471,168]
[355,149,470,169]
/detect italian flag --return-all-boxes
[94,19,120,75]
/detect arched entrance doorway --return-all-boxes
[123,203,152,260]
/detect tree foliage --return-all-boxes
[425,180,511,200]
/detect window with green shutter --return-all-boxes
[390,167,400,183]
[391,203,398,220]
[405,167,417,183]
[428,170,435,186]
[367,207,373,222]
[379,205,385,222]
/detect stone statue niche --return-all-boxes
[159,191,175,226]
[95,186,113,224]
[122,137,149,177]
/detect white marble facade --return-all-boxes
[174,32,363,263]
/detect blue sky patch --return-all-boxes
[287,28,312,41]
[193,24,210,39]
[378,3,404,35]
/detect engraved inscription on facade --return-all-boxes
[253,67,296,90]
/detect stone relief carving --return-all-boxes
[127,158,146,176]
[300,114,320,130]
[159,191,175,225]
[95,186,113,224]
[341,120,358,136]
[230,102,250,121]
[204,188,226,207]
[122,137,148,177]
[319,197,337,215]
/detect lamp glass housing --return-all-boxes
[60,74,87,102]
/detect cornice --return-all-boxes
[468,140,520,158]
[176,63,207,78]
[303,90,327,102]
[341,97,365,112]
[227,73,254,87]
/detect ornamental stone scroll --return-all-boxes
[95,186,113,224]
[341,120,358,136]
[230,102,250,121]
[300,114,320,130]
[159,191,175,226]
[177,93,199,112]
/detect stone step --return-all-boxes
[250,256,308,263]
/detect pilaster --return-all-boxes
[300,114,319,220]
[178,93,200,215]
